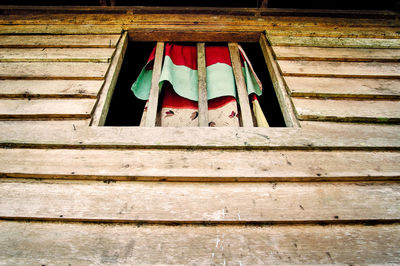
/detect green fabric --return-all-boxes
[243,62,263,96]
[131,63,153,100]
[159,56,199,101]
[131,55,262,101]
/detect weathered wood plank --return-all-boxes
[1,5,398,18]
[0,124,399,150]
[129,30,261,43]
[1,179,399,223]
[293,98,400,123]
[197,42,208,127]
[91,32,127,126]
[0,221,399,265]
[273,46,400,62]
[284,77,400,99]
[0,148,399,181]
[2,13,399,28]
[269,36,400,48]
[0,62,109,80]
[300,120,400,131]
[0,80,103,98]
[259,35,299,127]
[278,60,400,78]
[0,48,115,62]
[229,43,253,127]
[0,25,123,35]
[145,42,164,127]
[0,99,96,119]
[0,34,120,48]
[268,27,400,39]
[0,120,90,127]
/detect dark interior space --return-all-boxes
[240,42,286,127]
[105,41,154,126]
[105,41,286,127]
[0,0,398,10]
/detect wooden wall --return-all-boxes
[0,6,399,264]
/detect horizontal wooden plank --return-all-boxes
[269,36,400,48]
[0,34,120,48]
[0,99,96,119]
[0,25,122,35]
[284,77,400,99]
[0,120,90,127]
[0,148,399,181]
[293,98,400,123]
[0,62,109,79]
[300,120,400,131]
[0,48,115,62]
[0,80,103,98]
[1,221,399,264]
[1,5,398,18]
[0,124,399,150]
[129,29,262,42]
[1,179,399,223]
[2,13,399,28]
[268,27,400,39]
[278,60,400,78]
[273,46,400,62]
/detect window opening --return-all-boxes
[105,39,286,127]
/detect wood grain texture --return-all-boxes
[0,80,104,98]
[1,179,399,223]
[278,60,400,78]
[0,99,96,119]
[1,124,399,150]
[197,42,208,127]
[293,98,400,123]
[300,120,400,131]
[0,120,90,128]
[0,25,123,35]
[0,221,399,265]
[2,13,399,28]
[1,5,398,18]
[129,30,262,43]
[268,27,400,39]
[269,36,400,48]
[90,32,127,126]
[0,148,399,181]
[229,43,253,127]
[0,62,110,80]
[0,48,115,62]
[0,34,120,48]
[284,77,400,99]
[145,42,164,127]
[259,35,299,127]
[272,46,400,62]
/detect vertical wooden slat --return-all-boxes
[197,42,208,127]
[260,34,300,127]
[90,32,127,126]
[228,42,254,128]
[145,42,164,127]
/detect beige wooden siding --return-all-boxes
[0,34,120,124]
[0,8,399,265]
[271,35,400,125]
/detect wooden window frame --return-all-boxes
[90,29,299,128]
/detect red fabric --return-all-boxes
[205,46,232,67]
[145,43,241,71]
[161,83,236,110]
[165,44,198,70]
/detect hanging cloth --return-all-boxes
[131,43,269,127]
